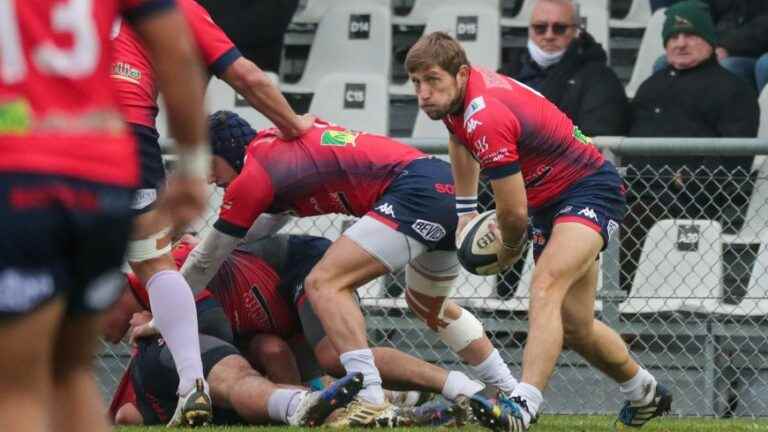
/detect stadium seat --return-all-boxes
[282,1,392,95]
[500,0,535,27]
[393,0,499,26]
[292,0,335,25]
[579,2,610,56]
[625,7,666,98]
[723,157,768,244]
[715,243,768,317]
[610,0,652,29]
[411,110,449,138]
[619,219,724,314]
[758,86,768,138]
[390,2,501,96]
[205,72,280,132]
[308,73,389,135]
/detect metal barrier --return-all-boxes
[97,138,768,417]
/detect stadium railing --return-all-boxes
[97,137,768,418]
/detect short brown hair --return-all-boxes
[404,31,470,76]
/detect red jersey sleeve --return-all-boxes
[179,0,241,77]
[120,0,176,23]
[466,98,522,180]
[214,160,275,238]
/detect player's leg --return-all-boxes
[128,123,209,424]
[0,299,64,432]
[405,251,519,395]
[245,333,302,385]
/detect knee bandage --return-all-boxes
[437,308,485,352]
[127,228,172,262]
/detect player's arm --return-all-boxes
[240,213,294,244]
[180,228,241,294]
[490,173,528,267]
[448,134,481,236]
[221,58,314,139]
[131,8,209,228]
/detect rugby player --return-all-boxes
[0,1,209,431]
[110,0,313,424]
[180,111,523,426]
[405,31,672,431]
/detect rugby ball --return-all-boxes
[456,210,501,275]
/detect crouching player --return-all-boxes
[181,111,523,426]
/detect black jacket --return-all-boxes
[706,0,768,57]
[501,32,629,136]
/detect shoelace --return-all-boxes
[499,395,537,425]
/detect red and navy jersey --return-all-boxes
[0,0,174,186]
[126,241,300,337]
[444,67,604,209]
[215,120,425,237]
[111,0,240,128]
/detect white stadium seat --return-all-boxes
[619,219,723,314]
[411,110,449,139]
[309,73,389,135]
[580,2,610,56]
[610,0,652,29]
[393,0,499,26]
[282,1,392,95]
[391,2,501,96]
[723,157,768,244]
[292,0,336,25]
[625,7,666,98]
[758,86,768,138]
[715,243,768,317]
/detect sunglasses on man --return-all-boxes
[530,22,576,36]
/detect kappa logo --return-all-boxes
[607,220,619,241]
[412,219,446,242]
[463,96,486,123]
[466,118,482,134]
[577,207,598,221]
[376,203,396,218]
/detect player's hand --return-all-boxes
[279,113,316,140]
[129,311,159,344]
[162,174,207,233]
[490,222,525,271]
[456,211,480,241]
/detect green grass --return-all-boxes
[116,415,768,431]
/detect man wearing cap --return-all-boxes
[620,0,759,293]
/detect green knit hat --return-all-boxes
[662,0,717,47]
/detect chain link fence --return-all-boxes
[95,143,768,418]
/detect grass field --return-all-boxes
[116,415,768,431]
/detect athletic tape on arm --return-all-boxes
[126,228,172,262]
[180,227,241,294]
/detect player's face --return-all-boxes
[210,155,238,187]
[409,65,469,120]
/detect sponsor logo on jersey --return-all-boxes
[577,207,598,222]
[111,62,142,84]
[376,202,396,218]
[466,118,482,134]
[0,99,31,134]
[0,269,54,313]
[572,126,593,145]
[130,188,157,210]
[463,96,486,123]
[84,271,123,310]
[473,135,488,154]
[412,219,446,242]
[321,130,358,147]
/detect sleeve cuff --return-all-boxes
[483,162,521,180]
[210,47,242,77]
[213,219,249,238]
[123,0,176,23]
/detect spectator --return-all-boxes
[709,1,768,92]
[620,0,760,293]
[196,0,300,73]
[498,0,628,298]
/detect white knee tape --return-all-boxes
[437,308,485,352]
[127,228,172,262]
[405,263,456,297]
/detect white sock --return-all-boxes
[510,382,543,426]
[619,368,656,404]
[267,389,306,423]
[340,349,385,405]
[469,349,519,393]
[147,270,205,395]
[441,370,485,401]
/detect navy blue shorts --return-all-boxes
[130,123,166,214]
[369,157,458,251]
[529,161,626,260]
[0,174,133,318]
